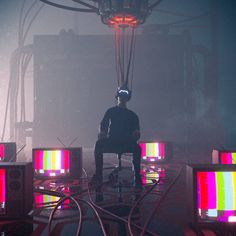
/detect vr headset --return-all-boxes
[115,87,132,101]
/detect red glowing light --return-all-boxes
[108,14,139,28]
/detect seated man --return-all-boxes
[90,87,142,188]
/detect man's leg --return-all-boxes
[132,143,142,187]
[94,139,105,180]
[92,138,114,184]
[123,141,142,188]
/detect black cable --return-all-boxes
[48,195,83,236]
[128,177,161,236]
[22,4,44,44]
[72,0,98,11]
[34,186,107,236]
[130,29,136,90]
[1,53,15,141]
[118,28,124,85]
[149,0,163,10]
[125,27,135,88]
[18,0,26,46]
[116,27,125,86]
[115,29,120,87]
[121,27,125,85]
[20,53,32,123]
[82,169,159,236]
[140,165,185,236]
[20,0,38,45]
[39,0,97,13]
[14,53,22,141]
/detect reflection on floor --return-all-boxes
[0,146,233,236]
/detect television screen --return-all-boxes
[187,164,236,225]
[33,147,82,179]
[139,141,172,162]
[0,143,17,162]
[0,162,33,218]
[141,166,165,185]
[0,169,6,215]
[212,149,236,164]
[35,193,69,209]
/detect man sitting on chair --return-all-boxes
[90,86,142,188]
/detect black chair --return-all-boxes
[103,150,133,186]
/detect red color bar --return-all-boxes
[64,150,70,170]
[140,143,146,157]
[159,143,165,157]
[197,172,209,209]
[35,194,44,206]
[0,169,6,203]
[0,144,5,161]
[34,150,43,170]
[221,152,229,164]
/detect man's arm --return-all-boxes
[98,109,110,139]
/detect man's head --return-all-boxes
[115,87,132,104]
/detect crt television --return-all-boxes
[32,147,82,179]
[140,165,165,185]
[186,164,236,226]
[212,149,236,164]
[139,141,172,162]
[0,162,33,218]
[35,193,69,209]
[0,142,17,162]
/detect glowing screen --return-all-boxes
[139,142,165,162]
[34,150,70,177]
[220,152,236,164]
[0,169,6,215]
[141,166,165,185]
[35,194,69,209]
[0,144,5,161]
[197,171,236,222]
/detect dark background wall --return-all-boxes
[0,0,235,153]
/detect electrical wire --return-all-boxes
[1,53,15,141]
[130,29,136,90]
[35,184,107,236]
[3,0,41,143]
[48,195,82,236]
[19,0,38,45]
[20,53,33,123]
[22,4,45,44]
[149,0,163,10]
[39,0,97,13]
[72,0,98,11]
[128,177,161,236]
[47,192,107,236]
[140,165,185,236]
[117,27,125,85]
[125,27,135,88]
[115,28,120,87]
[82,168,159,236]
[18,0,26,46]
[115,26,137,89]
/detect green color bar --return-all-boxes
[216,172,225,210]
